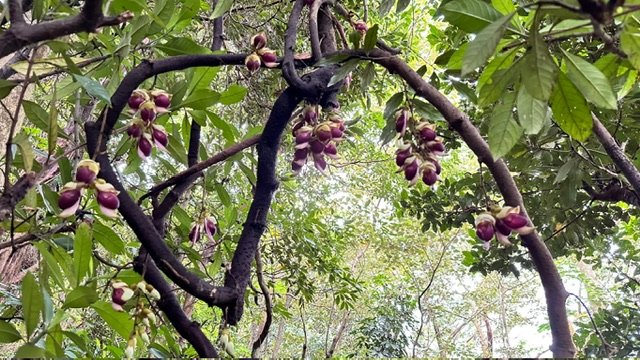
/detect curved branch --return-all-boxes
[0,0,133,59]
[134,249,218,357]
[85,122,237,307]
[591,113,640,197]
[309,0,335,63]
[282,0,317,94]
[251,249,272,357]
[348,48,576,358]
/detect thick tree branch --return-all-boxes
[583,182,640,206]
[0,0,133,59]
[347,48,576,358]
[591,114,640,196]
[133,248,218,357]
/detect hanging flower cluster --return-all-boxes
[126,89,171,159]
[290,105,346,174]
[245,33,277,72]
[58,159,120,218]
[474,206,534,250]
[110,280,161,358]
[393,108,445,186]
[189,216,218,244]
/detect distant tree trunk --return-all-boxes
[271,292,293,357]
[326,311,351,357]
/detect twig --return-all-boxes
[568,292,614,356]
[251,249,273,357]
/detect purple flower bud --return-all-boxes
[152,125,168,150]
[245,54,261,72]
[495,220,511,236]
[417,122,437,142]
[315,124,332,142]
[204,217,217,241]
[58,185,82,218]
[293,148,309,161]
[324,142,338,159]
[127,123,142,138]
[503,212,528,229]
[395,145,412,167]
[138,136,153,159]
[295,127,313,148]
[154,94,171,109]
[403,157,420,184]
[330,125,343,139]
[427,140,445,155]
[251,33,267,50]
[75,160,99,184]
[291,119,304,136]
[475,221,495,242]
[258,48,277,64]
[310,139,325,154]
[354,20,368,33]
[128,90,148,110]
[140,104,156,123]
[313,153,327,173]
[189,224,201,244]
[395,109,409,136]
[303,106,317,124]
[97,191,120,218]
[421,163,438,186]
[292,160,304,173]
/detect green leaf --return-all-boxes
[218,85,247,105]
[360,62,376,93]
[440,0,502,33]
[22,100,49,132]
[516,85,549,135]
[22,272,43,338]
[478,61,520,107]
[379,0,395,16]
[73,75,112,106]
[211,0,233,18]
[363,24,379,51]
[0,321,22,343]
[554,158,577,184]
[522,34,556,101]
[73,222,93,286]
[15,344,46,358]
[551,72,592,141]
[314,53,352,67]
[63,285,99,309]
[491,0,516,15]
[562,50,617,110]
[0,79,17,99]
[93,222,125,255]
[92,301,135,339]
[328,59,360,87]
[180,89,221,109]
[12,132,34,172]
[215,183,231,207]
[461,13,514,76]
[488,93,523,159]
[48,88,59,155]
[157,37,211,56]
[621,15,640,71]
[383,92,404,121]
[396,0,411,13]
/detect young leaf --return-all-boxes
[379,0,395,16]
[383,92,404,120]
[0,321,22,343]
[328,59,360,87]
[461,13,514,77]
[0,79,17,99]
[551,72,592,141]
[620,15,640,71]
[73,222,93,286]
[22,272,43,338]
[93,222,125,255]
[522,34,557,101]
[73,75,112,106]
[363,24,379,51]
[562,50,617,110]
[48,88,59,156]
[22,100,50,132]
[91,302,135,339]
[211,0,233,18]
[63,285,99,309]
[488,93,523,159]
[440,0,502,33]
[218,85,248,105]
[12,132,34,172]
[516,85,549,135]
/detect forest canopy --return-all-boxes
[0,0,639,358]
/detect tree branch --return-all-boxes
[251,249,272,357]
[346,48,576,358]
[0,0,133,59]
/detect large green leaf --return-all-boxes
[488,93,522,159]
[63,285,99,309]
[21,272,43,338]
[478,59,520,107]
[179,89,221,110]
[92,302,135,339]
[73,75,112,106]
[0,79,17,100]
[93,222,125,255]
[551,72,592,141]
[562,50,617,109]
[0,321,22,343]
[22,100,50,133]
[522,34,556,101]
[218,85,248,105]
[157,37,211,56]
[516,85,549,135]
[461,13,514,76]
[363,24,379,51]
[73,222,93,286]
[440,0,502,33]
[621,15,640,71]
